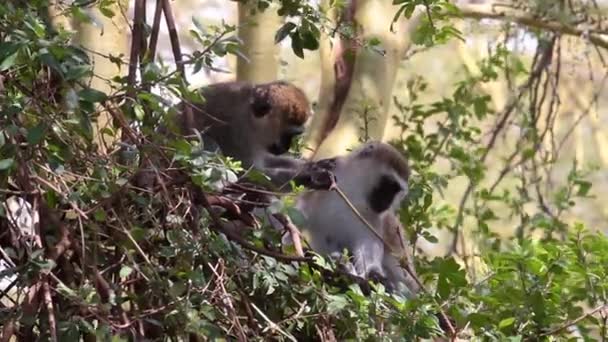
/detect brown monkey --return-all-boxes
[164,80,330,190]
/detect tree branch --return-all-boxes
[455,3,608,50]
[540,303,608,337]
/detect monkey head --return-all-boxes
[293,141,413,289]
[248,81,312,156]
[332,141,410,214]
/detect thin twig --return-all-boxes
[455,4,608,50]
[540,303,608,337]
[273,213,305,257]
[447,38,555,255]
[42,280,58,342]
[250,302,298,342]
[191,186,310,263]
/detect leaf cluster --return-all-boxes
[1,1,607,341]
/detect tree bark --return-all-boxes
[312,1,422,160]
[73,1,130,154]
[236,1,283,82]
[301,0,346,159]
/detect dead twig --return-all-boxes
[273,213,305,257]
[42,280,58,342]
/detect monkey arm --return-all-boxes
[261,165,335,191]
[381,253,421,298]
[260,155,336,191]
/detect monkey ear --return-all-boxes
[251,86,272,117]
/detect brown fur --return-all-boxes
[263,81,311,126]
[139,81,314,191]
[382,214,407,255]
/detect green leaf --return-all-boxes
[498,317,516,329]
[473,97,488,119]
[119,266,134,279]
[575,180,592,196]
[39,52,63,75]
[64,65,91,81]
[286,207,306,228]
[275,22,296,44]
[130,227,146,241]
[168,280,187,297]
[30,18,46,37]
[290,33,304,59]
[0,50,18,71]
[326,294,349,314]
[0,42,20,68]
[27,123,46,145]
[0,158,14,170]
[99,5,115,18]
[134,104,145,121]
[78,88,107,103]
[93,209,107,222]
[300,29,319,50]
[192,16,206,34]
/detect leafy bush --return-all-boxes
[1,0,607,341]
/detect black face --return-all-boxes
[267,126,304,155]
[367,175,403,213]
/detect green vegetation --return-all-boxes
[1,0,607,340]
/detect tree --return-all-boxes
[304,0,423,159]
[73,0,130,153]
[2,0,608,340]
[237,1,283,82]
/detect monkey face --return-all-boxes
[249,82,311,155]
[268,125,304,155]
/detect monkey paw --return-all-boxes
[314,157,337,171]
[308,167,336,190]
[367,269,388,285]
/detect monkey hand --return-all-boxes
[306,165,336,190]
[313,157,337,171]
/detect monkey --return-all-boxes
[134,80,333,192]
[293,141,420,297]
[379,213,421,297]
[164,80,330,190]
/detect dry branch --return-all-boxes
[455,3,608,50]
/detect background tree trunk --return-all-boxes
[301,0,339,158]
[236,2,283,83]
[73,1,130,154]
[310,1,422,160]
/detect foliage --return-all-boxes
[1,0,607,341]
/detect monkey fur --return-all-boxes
[146,80,332,191]
[294,141,420,297]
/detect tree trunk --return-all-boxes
[73,1,130,154]
[309,1,422,160]
[236,1,283,83]
[301,0,340,158]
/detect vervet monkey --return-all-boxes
[166,80,325,189]
[294,141,420,297]
[380,213,421,297]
